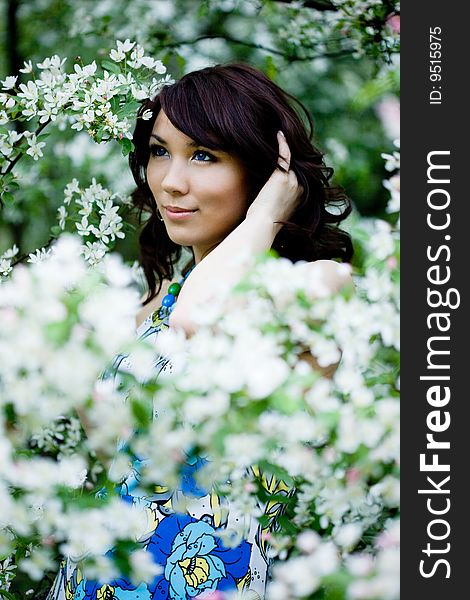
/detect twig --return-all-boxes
[2,119,51,177]
[159,34,356,62]
[11,235,55,267]
[274,0,336,10]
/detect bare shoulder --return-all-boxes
[307,259,354,293]
[135,279,171,329]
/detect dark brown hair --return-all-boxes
[129,63,353,304]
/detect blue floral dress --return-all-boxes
[47,299,288,600]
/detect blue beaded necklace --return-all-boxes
[151,266,194,328]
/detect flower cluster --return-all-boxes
[277,8,336,54]
[0,236,146,589]
[137,236,399,599]
[0,147,400,597]
[203,0,399,63]
[0,244,18,280]
[57,177,131,266]
[30,416,83,459]
[0,40,172,209]
[331,0,400,60]
[0,235,139,425]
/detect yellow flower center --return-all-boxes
[97,585,115,600]
[179,556,210,588]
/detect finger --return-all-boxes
[277,131,290,171]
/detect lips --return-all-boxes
[163,205,197,220]
[165,205,197,213]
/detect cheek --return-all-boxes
[221,187,250,226]
[208,169,248,208]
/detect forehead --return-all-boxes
[152,110,194,145]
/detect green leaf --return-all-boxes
[257,460,294,486]
[264,55,278,80]
[118,101,141,117]
[101,60,122,75]
[276,514,298,535]
[176,54,187,72]
[1,191,15,205]
[320,570,352,600]
[110,95,122,114]
[270,390,302,414]
[44,320,73,346]
[130,398,152,428]
[1,172,16,185]
[197,1,210,17]
[119,137,134,156]
[50,225,62,236]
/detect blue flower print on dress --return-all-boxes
[148,514,251,600]
[73,579,151,599]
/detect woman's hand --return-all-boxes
[246,131,303,227]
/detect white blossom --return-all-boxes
[0,258,13,278]
[381,150,400,172]
[1,76,17,90]
[367,220,395,260]
[81,241,107,266]
[25,134,46,160]
[334,522,363,550]
[19,60,33,73]
[27,247,53,264]
[17,80,39,104]
[384,172,400,213]
[57,205,68,229]
[110,48,126,62]
[129,550,163,584]
[64,178,80,200]
[1,245,19,260]
[75,216,92,237]
[73,61,97,78]
[116,38,136,54]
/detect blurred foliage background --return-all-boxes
[0,2,399,596]
[0,0,399,264]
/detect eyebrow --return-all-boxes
[150,133,199,148]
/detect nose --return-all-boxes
[160,159,189,196]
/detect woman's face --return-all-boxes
[146,110,250,263]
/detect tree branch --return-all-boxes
[274,0,336,10]
[159,34,355,63]
[0,119,51,210]
[1,119,50,177]
[11,235,55,267]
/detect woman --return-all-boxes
[48,63,353,600]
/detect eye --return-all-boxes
[149,144,168,158]
[192,150,215,162]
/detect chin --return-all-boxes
[165,229,198,247]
